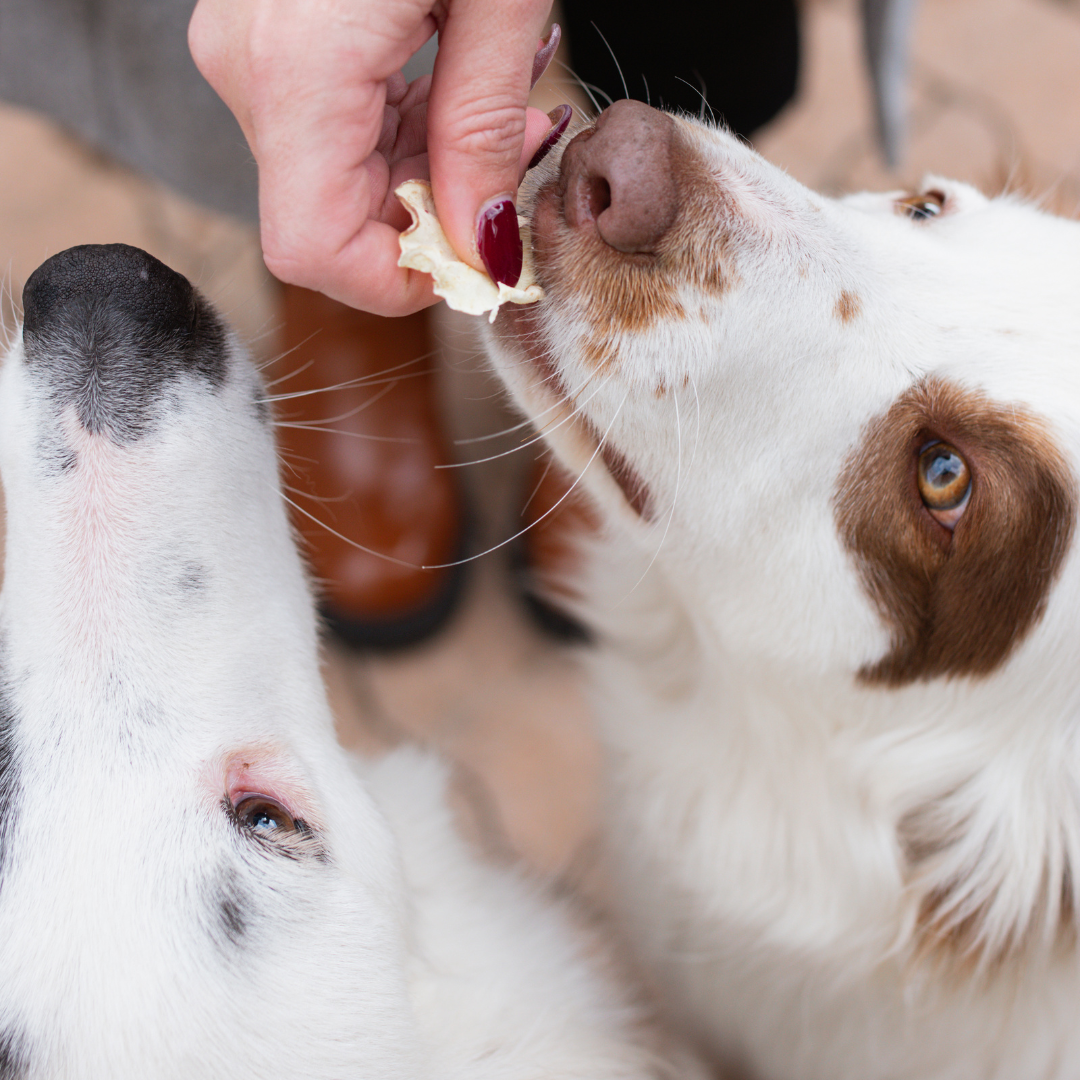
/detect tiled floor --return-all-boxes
[1,0,1079,879]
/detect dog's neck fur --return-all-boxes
[580,528,1080,1074]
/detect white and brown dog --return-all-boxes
[0,243,695,1079]
[484,100,1080,1080]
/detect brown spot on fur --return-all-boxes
[600,441,653,520]
[834,290,861,324]
[835,376,1076,685]
[519,452,602,612]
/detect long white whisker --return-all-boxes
[422,392,629,569]
[256,329,323,379]
[273,424,418,444]
[520,452,558,516]
[275,486,421,569]
[437,370,615,468]
[553,59,603,118]
[260,351,436,402]
[274,378,400,426]
[591,21,629,101]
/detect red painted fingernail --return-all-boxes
[528,104,573,170]
[477,198,523,287]
[531,24,561,89]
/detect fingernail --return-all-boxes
[531,24,561,89]
[477,197,523,287]
[528,104,573,170]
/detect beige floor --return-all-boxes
[1,0,1079,880]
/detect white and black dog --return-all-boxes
[485,100,1080,1080]
[0,243,697,1079]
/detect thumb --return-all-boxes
[427,0,553,283]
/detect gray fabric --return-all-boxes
[0,0,259,221]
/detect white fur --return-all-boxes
[0,289,684,1079]
[484,116,1080,1079]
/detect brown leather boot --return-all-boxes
[514,452,598,642]
[272,284,466,649]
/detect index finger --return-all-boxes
[426,0,553,278]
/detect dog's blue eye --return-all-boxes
[917,441,971,528]
[897,190,946,221]
[234,795,298,836]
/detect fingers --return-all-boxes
[190,0,442,315]
[427,0,553,280]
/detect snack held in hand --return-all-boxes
[396,180,543,322]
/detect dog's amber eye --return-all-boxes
[917,441,971,528]
[896,190,946,221]
[234,794,300,837]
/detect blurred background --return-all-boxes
[1,0,1078,882]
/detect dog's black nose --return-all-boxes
[20,244,226,440]
[23,244,197,341]
[559,100,679,254]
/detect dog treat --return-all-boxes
[396,180,543,322]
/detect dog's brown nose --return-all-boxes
[559,100,678,254]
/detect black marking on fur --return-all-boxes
[21,244,227,443]
[251,382,271,425]
[214,866,251,947]
[178,563,207,593]
[0,1028,28,1080]
[0,680,20,894]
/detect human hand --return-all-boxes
[189,0,560,316]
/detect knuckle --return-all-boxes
[441,98,527,161]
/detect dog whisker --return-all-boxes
[280,483,354,505]
[272,378,401,427]
[437,370,616,469]
[273,424,419,444]
[590,21,629,102]
[674,74,717,125]
[520,453,556,517]
[275,485,422,569]
[255,330,323,380]
[554,58,606,117]
[260,353,436,403]
[260,357,314,388]
[421,391,629,569]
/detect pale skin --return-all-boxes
[188,0,556,317]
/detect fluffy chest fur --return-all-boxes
[483,101,1080,1079]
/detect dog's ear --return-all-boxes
[835,376,1077,685]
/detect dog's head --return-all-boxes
[488,100,1080,688]
[0,246,422,1076]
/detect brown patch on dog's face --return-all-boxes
[528,120,737,370]
[835,377,1077,685]
[834,290,861,324]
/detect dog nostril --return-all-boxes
[582,177,613,222]
[559,100,679,255]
